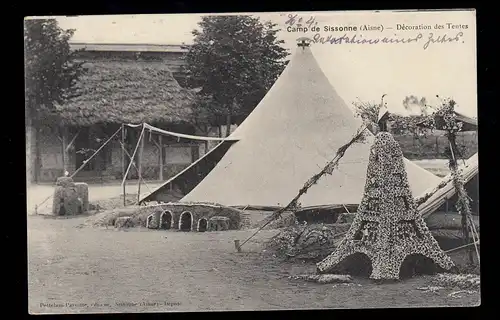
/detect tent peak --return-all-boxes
[296,37,313,49]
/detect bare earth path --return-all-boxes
[28,216,479,314]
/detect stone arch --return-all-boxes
[146,214,154,229]
[197,218,208,232]
[399,254,439,279]
[160,211,173,230]
[332,252,373,277]
[179,211,193,231]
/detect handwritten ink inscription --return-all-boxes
[285,14,319,33]
[284,14,469,50]
[311,32,464,50]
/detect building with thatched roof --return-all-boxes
[27,42,206,184]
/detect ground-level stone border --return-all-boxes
[140,202,242,231]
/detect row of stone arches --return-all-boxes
[179,211,208,232]
[148,209,232,232]
[147,210,209,232]
[148,211,174,230]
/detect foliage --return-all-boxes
[352,99,381,125]
[352,97,432,137]
[265,222,349,260]
[352,100,382,134]
[189,93,225,131]
[24,18,85,124]
[352,97,473,158]
[403,95,428,115]
[183,15,289,134]
[430,273,480,290]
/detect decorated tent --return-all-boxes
[317,132,455,279]
[140,41,440,208]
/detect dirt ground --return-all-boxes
[28,215,479,314]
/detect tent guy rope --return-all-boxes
[125,122,239,142]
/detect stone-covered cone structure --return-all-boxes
[317,132,455,280]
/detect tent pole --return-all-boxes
[159,135,163,181]
[122,124,126,206]
[448,138,474,265]
[137,124,145,204]
[122,126,144,187]
[60,126,68,174]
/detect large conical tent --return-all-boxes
[178,43,440,208]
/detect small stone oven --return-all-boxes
[51,177,89,216]
[143,202,242,232]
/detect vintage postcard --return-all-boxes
[25,9,478,314]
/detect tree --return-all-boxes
[24,18,85,181]
[183,15,289,137]
[403,95,428,115]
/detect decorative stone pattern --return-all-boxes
[317,132,455,280]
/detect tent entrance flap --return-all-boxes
[139,140,236,204]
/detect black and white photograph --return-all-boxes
[25,10,479,313]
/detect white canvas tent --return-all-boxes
[417,152,478,219]
[141,42,441,208]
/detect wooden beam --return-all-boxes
[65,129,81,153]
[117,139,153,194]
[122,124,126,206]
[137,125,145,204]
[191,143,200,163]
[122,127,145,187]
[159,135,163,181]
[151,136,161,149]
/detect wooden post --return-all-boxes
[61,126,69,174]
[122,124,126,206]
[234,239,242,253]
[448,137,474,265]
[158,135,163,181]
[137,125,145,203]
[435,136,439,157]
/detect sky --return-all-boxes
[50,10,477,117]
